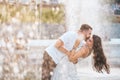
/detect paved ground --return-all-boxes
[0,40,120,80]
[77,67,120,80]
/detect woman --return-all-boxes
[51,35,110,80]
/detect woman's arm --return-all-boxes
[74,45,90,58]
[69,45,91,63]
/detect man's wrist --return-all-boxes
[71,47,76,53]
[65,51,70,56]
[73,47,76,50]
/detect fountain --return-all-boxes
[64,0,120,80]
[64,0,80,31]
[64,0,113,39]
[0,0,120,80]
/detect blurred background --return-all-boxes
[0,0,120,80]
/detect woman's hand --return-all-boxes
[68,50,78,64]
[69,57,78,64]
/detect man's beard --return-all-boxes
[85,37,90,41]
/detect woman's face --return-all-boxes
[86,36,93,47]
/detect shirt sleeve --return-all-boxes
[59,31,73,44]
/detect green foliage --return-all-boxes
[0,4,65,24]
[41,7,65,24]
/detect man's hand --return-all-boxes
[69,49,75,57]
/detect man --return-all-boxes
[42,24,92,80]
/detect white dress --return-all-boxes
[51,41,85,80]
[51,56,83,80]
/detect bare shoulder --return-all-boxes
[76,45,89,58]
[82,45,92,58]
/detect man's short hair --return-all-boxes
[80,24,92,31]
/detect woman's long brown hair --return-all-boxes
[92,35,110,74]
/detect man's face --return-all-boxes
[86,37,93,47]
[85,29,92,40]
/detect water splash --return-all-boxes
[79,0,102,31]
[64,0,111,39]
[64,0,80,31]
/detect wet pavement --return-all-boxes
[77,67,120,80]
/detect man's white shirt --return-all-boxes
[45,31,85,64]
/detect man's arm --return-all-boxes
[68,39,81,62]
[70,34,85,56]
[68,38,85,64]
[54,39,70,56]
